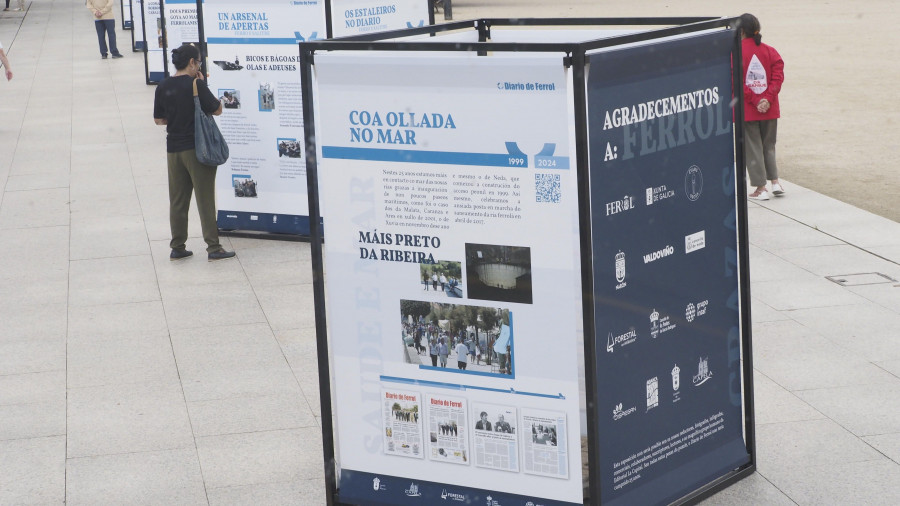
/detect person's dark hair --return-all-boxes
[739,13,762,45]
[171,43,200,70]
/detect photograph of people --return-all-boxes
[277,138,302,158]
[494,413,513,433]
[219,89,240,109]
[400,301,512,376]
[258,82,274,110]
[419,261,463,298]
[475,411,491,431]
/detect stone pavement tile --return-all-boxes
[256,283,316,331]
[746,245,814,284]
[69,190,143,219]
[0,436,66,505]
[274,328,323,417]
[161,282,267,331]
[242,258,313,287]
[756,419,883,477]
[70,143,133,174]
[749,297,788,324]
[207,478,326,506]
[67,380,194,458]
[879,360,900,377]
[70,213,150,260]
[0,370,65,406]
[0,335,66,377]
[750,275,868,311]
[66,448,207,506]
[150,239,247,288]
[67,330,180,389]
[0,187,70,229]
[788,304,900,362]
[0,303,67,342]
[68,254,160,307]
[4,171,70,192]
[863,433,900,465]
[776,244,900,280]
[228,238,312,264]
[751,372,824,426]
[187,393,317,437]
[747,219,844,253]
[0,398,66,441]
[699,472,794,506]
[846,282,900,316]
[752,319,895,391]
[0,225,69,271]
[795,382,900,437]
[8,145,70,177]
[867,244,900,265]
[67,300,168,340]
[196,427,323,489]
[0,266,68,306]
[761,459,900,506]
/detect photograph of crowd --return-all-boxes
[277,138,302,158]
[419,260,463,298]
[465,244,533,304]
[400,300,513,376]
[530,422,558,446]
[258,82,275,111]
[232,176,258,198]
[218,89,241,109]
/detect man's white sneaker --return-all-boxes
[748,190,770,201]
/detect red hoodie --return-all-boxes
[742,37,784,121]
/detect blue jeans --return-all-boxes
[94,19,120,57]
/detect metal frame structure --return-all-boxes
[140,0,168,84]
[301,16,755,506]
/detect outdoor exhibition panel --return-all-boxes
[121,0,133,30]
[196,0,327,235]
[301,17,756,506]
[131,0,145,51]
[140,0,167,83]
[160,0,199,77]
[330,0,434,38]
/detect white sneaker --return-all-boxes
[771,183,785,196]
[748,190,770,201]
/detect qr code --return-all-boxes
[535,173,561,203]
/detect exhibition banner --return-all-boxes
[132,0,145,51]
[162,0,198,77]
[141,0,167,82]
[314,53,584,506]
[586,30,750,505]
[201,0,326,234]
[330,0,430,37]
[121,0,133,30]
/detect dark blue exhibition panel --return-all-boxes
[587,30,750,505]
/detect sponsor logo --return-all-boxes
[685,230,706,254]
[650,308,676,337]
[643,244,675,264]
[685,165,704,201]
[646,184,676,205]
[606,195,635,216]
[685,299,709,322]
[405,483,422,497]
[607,328,638,352]
[672,364,682,403]
[646,377,659,410]
[373,477,385,491]
[693,357,712,386]
[441,489,466,502]
[613,402,637,420]
[486,495,502,506]
[615,251,627,290]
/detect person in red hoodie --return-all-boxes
[740,13,785,201]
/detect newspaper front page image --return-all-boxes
[382,390,424,459]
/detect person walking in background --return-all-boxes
[153,43,236,261]
[0,40,12,81]
[740,13,785,201]
[5,0,25,12]
[86,0,123,59]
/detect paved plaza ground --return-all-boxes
[1,1,899,504]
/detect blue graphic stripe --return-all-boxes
[380,375,564,399]
[207,37,298,45]
[323,146,528,168]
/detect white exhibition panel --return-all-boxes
[331,0,431,37]
[314,51,585,504]
[142,0,166,81]
[488,28,644,44]
[162,0,198,76]
[203,0,327,230]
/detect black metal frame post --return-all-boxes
[302,17,756,506]
[194,0,206,78]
